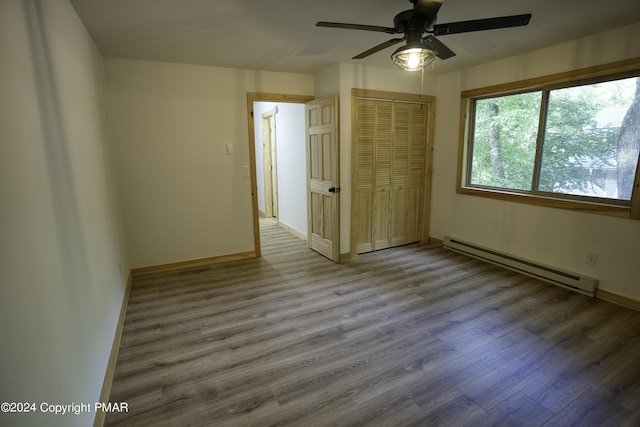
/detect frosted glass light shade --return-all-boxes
[391,46,435,71]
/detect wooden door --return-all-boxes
[353,99,375,254]
[269,115,278,217]
[405,103,428,243]
[393,102,428,245]
[372,101,393,250]
[306,96,340,262]
[352,90,434,255]
[261,113,278,218]
[391,102,410,247]
[261,115,276,218]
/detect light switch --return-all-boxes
[226,144,234,155]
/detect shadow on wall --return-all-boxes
[24,0,90,299]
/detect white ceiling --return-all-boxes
[69,0,640,75]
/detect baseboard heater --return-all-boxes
[443,236,598,297]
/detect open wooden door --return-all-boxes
[306,96,340,262]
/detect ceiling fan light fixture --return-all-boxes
[391,45,435,71]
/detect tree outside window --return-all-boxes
[468,75,640,205]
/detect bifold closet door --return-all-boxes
[354,98,428,254]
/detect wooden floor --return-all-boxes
[106,219,640,426]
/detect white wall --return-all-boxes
[104,57,314,268]
[430,22,640,301]
[0,1,129,426]
[253,102,307,236]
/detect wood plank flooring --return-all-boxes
[106,219,640,426]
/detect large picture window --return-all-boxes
[460,60,640,219]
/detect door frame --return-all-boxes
[246,92,314,257]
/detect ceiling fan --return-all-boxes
[316,0,531,71]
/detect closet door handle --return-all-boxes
[328,187,341,193]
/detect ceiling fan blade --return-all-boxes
[422,35,456,60]
[432,14,532,36]
[316,21,399,35]
[353,38,404,59]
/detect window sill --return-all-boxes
[457,186,632,219]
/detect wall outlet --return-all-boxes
[586,253,599,266]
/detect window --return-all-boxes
[459,60,640,219]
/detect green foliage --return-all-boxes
[539,85,619,196]
[469,77,638,200]
[471,91,540,190]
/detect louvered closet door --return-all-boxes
[405,103,427,244]
[373,101,393,250]
[354,100,375,254]
[354,97,429,254]
[391,103,410,247]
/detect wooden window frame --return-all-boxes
[457,58,640,220]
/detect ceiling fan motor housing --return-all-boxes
[394,9,436,34]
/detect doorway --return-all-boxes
[246,93,314,257]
